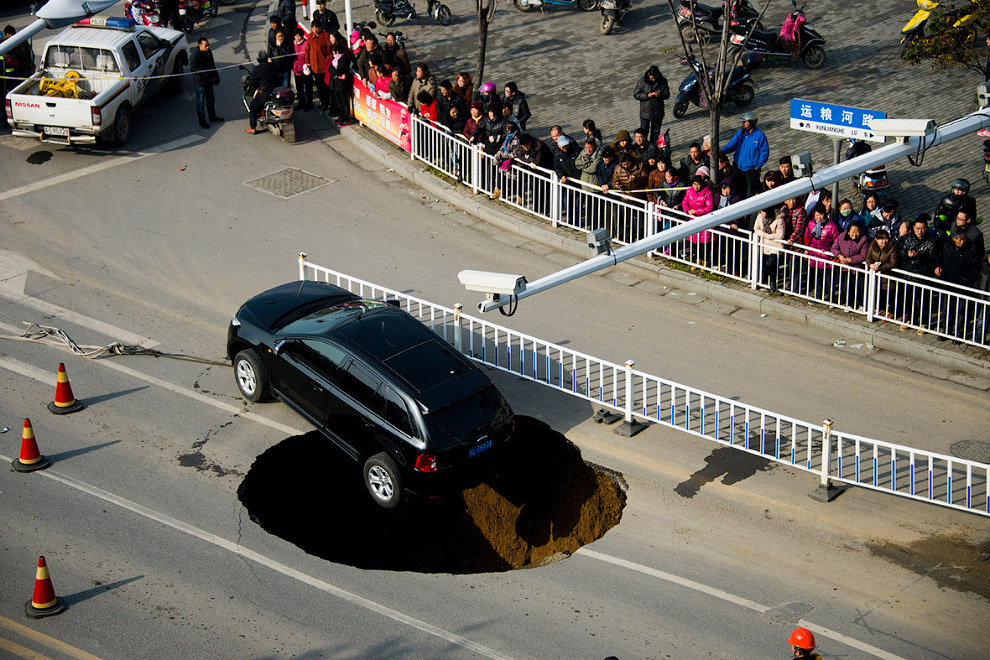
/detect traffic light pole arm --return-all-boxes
[478,110,990,314]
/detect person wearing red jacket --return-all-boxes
[305,23,331,110]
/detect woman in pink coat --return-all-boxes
[803,202,842,299]
[682,175,714,265]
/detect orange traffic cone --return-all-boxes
[11,419,50,473]
[47,363,84,415]
[25,556,66,619]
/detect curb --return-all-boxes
[331,124,990,384]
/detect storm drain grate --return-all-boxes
[246,168,331,198]
[950,441,990,464]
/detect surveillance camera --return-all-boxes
[868,118,935,140]
[978,83,990,109]
[457,270,527,298]
[790,151,812,177]
[587,228,611,255]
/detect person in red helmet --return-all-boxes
[788,627,822,659]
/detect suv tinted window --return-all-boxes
[340,361,385,416]
[296,339,348,380]
[424,385,506,449]
[384,388,415,438]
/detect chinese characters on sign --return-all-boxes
[352,78,412,152]
[789,99,887,142]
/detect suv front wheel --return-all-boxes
[364,453,402,508]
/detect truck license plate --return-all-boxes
[44,126,69,137]
[469,438,493,458]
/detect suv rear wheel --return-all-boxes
[364,453,402,508]
[233,349,271,402]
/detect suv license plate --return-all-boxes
[44,126,69,137]
[469,439,493,458]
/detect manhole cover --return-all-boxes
[246,168,330,198]
[950,441,990,464]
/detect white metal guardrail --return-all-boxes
[297,255,990,518]
[397,113,989,348]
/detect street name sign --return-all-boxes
[790,99,887,143]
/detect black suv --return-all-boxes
[227,282,515,508]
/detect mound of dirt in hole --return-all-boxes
[237,416,625,573]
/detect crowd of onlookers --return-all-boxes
[281,7,989,344]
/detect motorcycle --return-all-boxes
[728,1,826,70]
[375,0,452,27]
[672,51,761,119]
[900,0,977,59]
[241,66,297,143]
[125,0,165,27]
[599,0,631,34]
[178,0,218,33]
[675,0,762,43]
[515,0,599,13]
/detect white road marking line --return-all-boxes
[0,458,515,660]
[0,281,159,349]
[0,354,306,437]
[0,355,53,384]
[0,134,205,202]
[576,548,906,660]
[798,620,906,660]
[576,547,770,613]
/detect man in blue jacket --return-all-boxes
[721,111,769,199]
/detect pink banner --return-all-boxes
[351,78,411,152]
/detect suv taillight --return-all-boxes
[91,106,102,127]
[4,99,11,121]
[414,454,437,472]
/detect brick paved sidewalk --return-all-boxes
[336,0,984,217]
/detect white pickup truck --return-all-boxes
[3,17,188,146]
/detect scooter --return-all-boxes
[672,52,761,118]
[178,0,218,33]
[675,0,761,43]
[844,138,888,201]
[515,0,599,13]
[728,1,826,70]
[599,0,631,35]
[125,1,165,27]
[350,21,378,58]
[375,0,452,27]
[241,67,297,143]
[900,0,977,58]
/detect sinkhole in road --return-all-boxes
[237,416,626,573]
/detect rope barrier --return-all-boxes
[0,52,298,84]
[0,322,228,366]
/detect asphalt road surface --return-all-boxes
[1,3,987,659]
